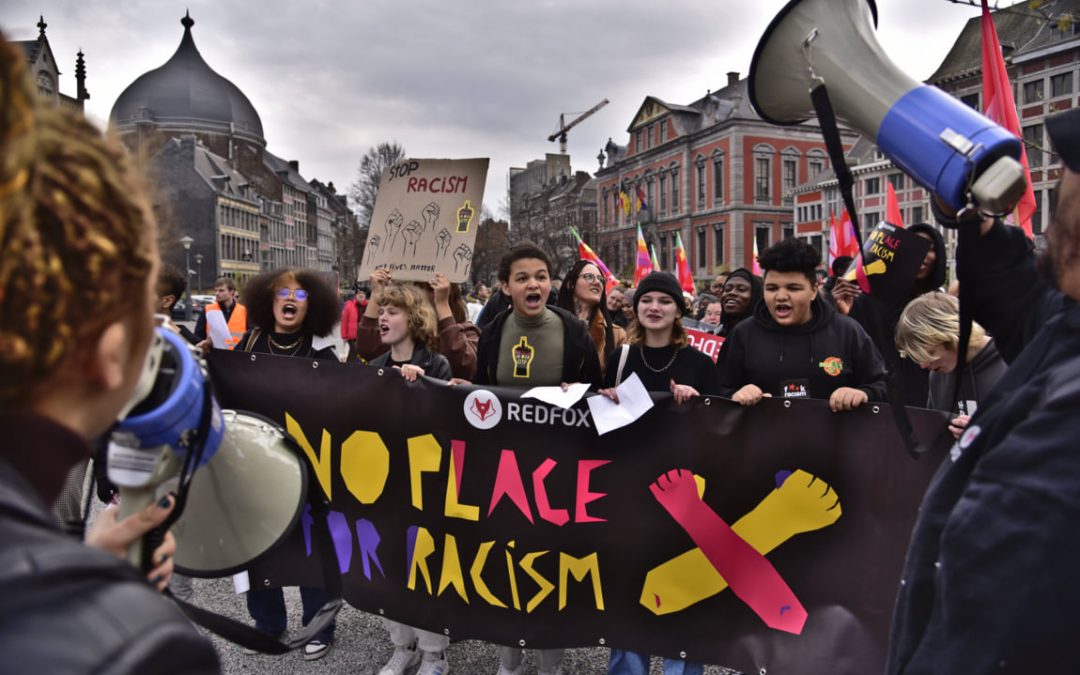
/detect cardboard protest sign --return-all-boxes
[208,350,951,673]
[358,158,489,283]
[843,222,932,306]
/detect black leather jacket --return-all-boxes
[0,411,219,674]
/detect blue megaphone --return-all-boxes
[749,0,1027,214]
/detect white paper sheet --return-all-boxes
[521,382,590,409]
[232,570,250,594]
[206,309,232,349]
[586,372,655,436]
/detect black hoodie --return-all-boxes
[719,294,888,401]
[847,223,948,406]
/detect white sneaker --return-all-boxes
[416,652,449,675]
[379,646,421,675]
[303,638,332,661]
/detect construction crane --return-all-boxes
[548,99,610,154]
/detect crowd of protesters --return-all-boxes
[5,26,1080,675]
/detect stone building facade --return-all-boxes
[13,17,89,113]
[108,13,350,289]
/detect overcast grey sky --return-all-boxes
[4,0,981,215]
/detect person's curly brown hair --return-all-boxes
[376,284,438,350]
[0,37,156,405]
[243,268,339,337]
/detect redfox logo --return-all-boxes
[463,390,503,430]
[471,397,494,421]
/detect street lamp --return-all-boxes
[194,253,203,294]
[180,235,194,322]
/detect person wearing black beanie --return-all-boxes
[632,271,688,316]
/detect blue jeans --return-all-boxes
[246,586,335,642]
[608,649,704,675]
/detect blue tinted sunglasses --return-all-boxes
[276,288,309,301]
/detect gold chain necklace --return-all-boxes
[268,333,303,356]
[640,345,679,373]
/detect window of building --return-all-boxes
[755,224,771,257]
[1024,79,1044,104]
[1052,72,1073,97]
[1023,123,1044,167]
[755,157,771,202]
[659,174,667,214]
[865,177,881,195]
[636,130,643,152]
[887,173,905,191]
[1038,188,1048,235]
[670,169,680,214]
[809,158,825,177]
[911,205,924,224]
[647,179,655,217]
[647,124,654,149]
[782,224,794,240]
[696,159,707,207]
[782,159,797,200]
[714,223,725,269]
[960,92,980,111]
[713,154,724,204]
[863,211,879,231]
[697,228,707,269]
[810,234,823,256]
[659,235,668,270]
[659,122,667,144]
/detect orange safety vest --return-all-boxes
[205,302,247,349]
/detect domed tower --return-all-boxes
[109,12,265,170]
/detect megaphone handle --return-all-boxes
[117,486,155,570]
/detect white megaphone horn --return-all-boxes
[110,327,309,577]
[749,0,1027,214]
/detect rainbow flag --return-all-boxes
[570,227,618,292]
[674,232,695,293]
[650,244,661,273]
[633,225,653,285]
[752,237,763,277]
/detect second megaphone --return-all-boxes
[749,0,1027,214]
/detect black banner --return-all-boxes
[207,350,951,673]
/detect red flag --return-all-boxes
[886,182,905,228]
[981,0,1035,238]
[829,210,859,266]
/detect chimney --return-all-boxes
[288,160,299,172]
[727,71,740,87]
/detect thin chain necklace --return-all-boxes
[640,344,679,373]
[268,333,303,356]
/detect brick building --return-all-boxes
[791,0,1080,258]
[595,72,855,282]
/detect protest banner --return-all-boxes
[685,328,724,363]
[207,350,951,673]
[357,158,489,283]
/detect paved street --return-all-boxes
[183,575,740,675]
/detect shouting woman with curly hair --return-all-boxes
[237,268,340,362]
[234,267,340,659]
[0,35,218,672]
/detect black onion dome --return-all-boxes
[109,12,264,145]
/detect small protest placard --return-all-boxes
[843,222,932,306]
[358,158,489,283]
